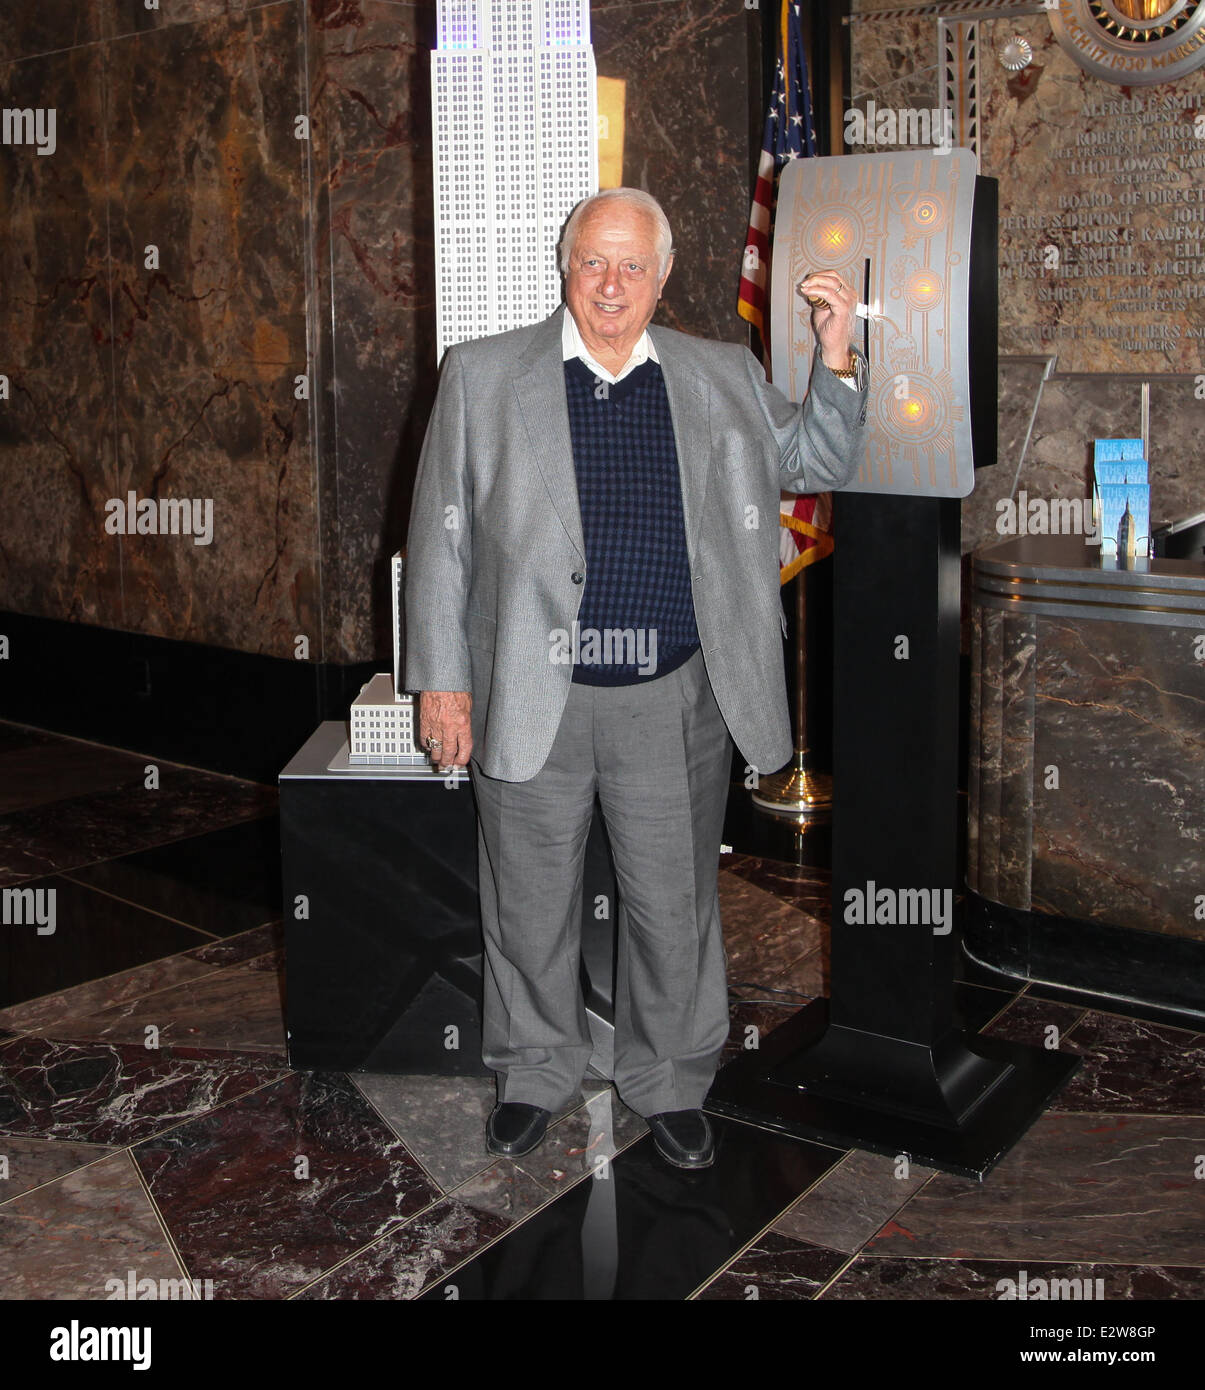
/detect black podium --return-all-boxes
[705,162,1078,1179]
[280,721,618,1076]
[706,497,1078,1178]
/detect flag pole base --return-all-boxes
[751,748,832,819]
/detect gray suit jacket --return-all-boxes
[403,306,867,782]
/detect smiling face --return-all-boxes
[564,201,673,369]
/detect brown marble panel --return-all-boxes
[823,1255,1205,1300]
[863,1112,1205,1266]
[0,1135,118,1203]
[982,992,1086,1051]
[0,741,149,816]
[186,919,282,965]
[1030,618,1204,938]
[291,1195,510,1299]
[112,373,319,656]
[968,604,1040,908]
[132,1069,442,1298]
[0,1035,291,1144]
[850,16,935,127]
[721,1000,797,1067]
[0,45,119,626]
[1017,354,1200,546]
[718,868,827,999]
[722,852,831,921]
[307,2,437,663]
[104,6,315,653]
[592,0,753,347]
[108,0,252,40]
[695,1230,848,1301]
[0,950,218,1039]
[105,8,308,377]
[0,765,276,888]
[998,609,1038,905]
[1051,1011,1204,1116]
[0,1150,190,1300]
[0,1,109,65]
[772,1148,936,1256]
[961,357,1053,558]
[43,956,288,1057]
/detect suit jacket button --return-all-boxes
[572,571,584,584]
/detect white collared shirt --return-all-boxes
[562,306,659,385]
[562,304,861,390]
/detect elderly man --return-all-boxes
[404,187,867,1169]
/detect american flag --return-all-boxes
[737,0,817,346]
[736,1,829,582]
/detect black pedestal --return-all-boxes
[280,722,619,1076]
[706,496,1079,1180]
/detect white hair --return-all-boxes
[559,188,674,277]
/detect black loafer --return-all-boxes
[486,1102,551,1158]
[647,1109,715,1169]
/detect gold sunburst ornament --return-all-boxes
[1047,0,1205,83]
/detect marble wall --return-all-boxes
[848,3,1204,563]
[0,0,322,660]
[968,595,1205,942]
[0,0,754,665]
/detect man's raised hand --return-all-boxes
[797,270,858,373]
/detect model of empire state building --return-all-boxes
[348,554,427,767]
[431,0,597,360]
[350,0,599,764]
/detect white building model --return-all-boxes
[432,0,598,360]
[350,2,598,766]
[349,555,428,766]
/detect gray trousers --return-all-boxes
[470,649,733,1118]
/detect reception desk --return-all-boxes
[966,535,1205,1019]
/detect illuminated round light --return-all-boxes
[817,216,853,251]
[879,373,948,445]
[906,196,947,237]
[802,207,867,266]
[903,269,944,311]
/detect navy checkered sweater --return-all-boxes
[563,354,700,685]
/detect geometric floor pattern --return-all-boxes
[2,721,1202,1301]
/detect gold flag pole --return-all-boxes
[752,519,833,819]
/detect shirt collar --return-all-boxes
[562,306,659,385]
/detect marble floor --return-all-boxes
[1,720,1202,1305]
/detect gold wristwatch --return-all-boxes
[826,349,866,389]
